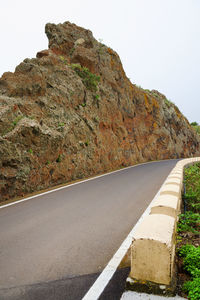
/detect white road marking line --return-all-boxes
[81,167,174,300]
[0,159,175,209]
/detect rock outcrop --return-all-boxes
[0,21,199,202]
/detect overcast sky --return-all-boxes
[1,0,200,123]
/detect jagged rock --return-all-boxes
[0,21,199,202]
[36,49,50,58]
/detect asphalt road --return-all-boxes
[0,160,178,299]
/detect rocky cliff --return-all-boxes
[0,21,199,202]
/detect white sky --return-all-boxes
[1,0,200,123]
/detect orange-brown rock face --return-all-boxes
[0,21,199,202]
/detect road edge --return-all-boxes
[81,161,175,299]
[0,159,177,209]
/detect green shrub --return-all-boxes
[177,211,200,234]
[179,245,200,299]
[191,122,198,126]
[178,164,200,299]
[192,125,200,135]
[179,245,200,276]
[183,277,200,300]
[71,64,100,92]
[184,164,200,212]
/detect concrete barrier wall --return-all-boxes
[129,157,200,294]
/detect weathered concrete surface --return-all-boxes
[160,184,181,197]
[0,21,200,202]
[165,178,182,185]
[150,194,179,218]
[130,214,176,285]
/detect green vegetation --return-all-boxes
[184,164,200,212]
[56,155,62,163]
[183,278,200,300]
[177,163,200,299]
[177,211,200,234]
[193,126,200,134]
[191,122,198,126]
[179,245,200,276]
[85,141,89,146]
[59,56,67,64]
[94,116,99,123]
[2,115,25,136]
[58,122,65,127]
[71,64,100,92]
[70,47,75,56]
[191,122,200,135]
[164,98,173,108]
[28,148,33,154]
[13,115,24,126]
[179,245,200,300]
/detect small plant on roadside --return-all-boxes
[176,163,200,299]
[28,148,33,154]
[179,245,200,275]
[183,278,200,300]
[184,164,200,212]
[177,211,200,234]
[179,245,200,300]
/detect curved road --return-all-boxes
[0,160,178,299]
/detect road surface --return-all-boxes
[0,160,178,299]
